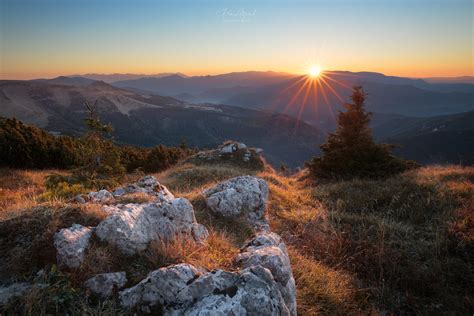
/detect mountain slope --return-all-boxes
[0,80,322,167]
[384,111,474,164]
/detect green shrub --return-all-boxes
[307,87,416,180]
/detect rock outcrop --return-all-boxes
[85,272,127,298]
[53,224,93,268]
[112,175,175,202]
[95,198,208,255]
[194,141,265,167]
[49,172,296,315]
[203,176,270,231]
[236,232,297,315]
[119,232,296,315]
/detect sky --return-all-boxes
[0,0,472,79]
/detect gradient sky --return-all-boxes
[0,0,472,79]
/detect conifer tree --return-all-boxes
[74,100,125,187]
[306,86,414,179]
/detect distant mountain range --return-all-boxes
[1,70,472,166]
[67,73,188,83]
[0,79,321,167]
[109,71,474,129]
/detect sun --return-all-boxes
[308,64,323,78]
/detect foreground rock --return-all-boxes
[237,232,297,315]
[54,224,93,268]
[119,232,296,315]
[112,175,175,202]
[95,198,208,255]
[203,176,270,231]
[120,264,200,311]
[85,272,127,298]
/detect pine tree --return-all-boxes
[306,86,415,180]
[73,101,125,188]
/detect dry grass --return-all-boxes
[1,163,472,315]
[157,162,259,194]
[266,165,474,314]
[146,231,239,272]
[0,168,67,219]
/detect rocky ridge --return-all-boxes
[1,173,296,315]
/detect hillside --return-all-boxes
[0,80,322,167]
[0,150,472,314]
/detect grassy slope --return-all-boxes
[0,163,472,314]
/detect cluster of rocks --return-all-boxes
[56,176,208,267]
[195,141,264,165]
[120,231,296,315]
[75,175,175,204]
[2,174,296,315]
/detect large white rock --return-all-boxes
[53,224,93,269]
[120,264,200,310]
[95,198,208,255]
[203,176,270,230]
[236,232,297,315]
[119,232,296,315]
[84,272,127,298]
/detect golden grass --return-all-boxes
[289,247,363,315]
[0,168,66,219]
[2,164,472,314]
[147,231,239,272]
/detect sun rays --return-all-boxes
[275,69,350,123]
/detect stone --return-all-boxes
[84,272,127,298]
[54,224,93,268]
[119,232,296,315]
[203,176,270,230]
[121,265,291,315]
[181,266,290,316]
[120,176,175,202]
[136,175,159,188]
[74,194,86,204]
[191,223,209,243]
[95,198,208,255]
[0,283,31,305]
[88,189,114,203]
[236,232,297,315]
[120,264,200,310]
[112,187,126,197]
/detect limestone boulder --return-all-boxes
[84,272,127,298]
[95,198,208,255]
[203,176,269,230]
[53,224,93,269]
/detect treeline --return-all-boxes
[0,117,193,172]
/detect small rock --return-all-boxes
[203,176,270,230]
[88,189,114,203]
[85,272,127,298]
[74,194,86,204]
[136,175,159,188]
[0,283,31,305]
[54,224,93,268]
[112,187,126,197]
